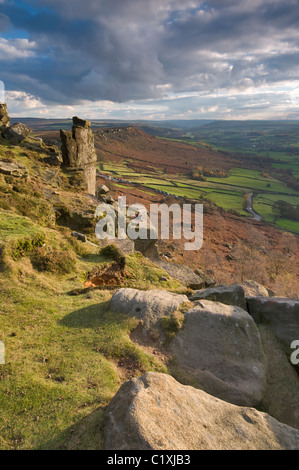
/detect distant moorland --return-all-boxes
[17,118,299,234]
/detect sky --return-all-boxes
[1,0,299,120]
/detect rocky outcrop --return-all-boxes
[0,160,28,178]
[239,280,269,298]
[170,300,267,407]
[2,122,31,144]
[258,325,299,429]
[60,117,97,196]
[104,372,299,450]
[247,297,299,356]
[97,184,109,196]
[134,238,160,260]
[0,103,10,131]
[190,280,269,309]
[110,288,188,330]
[156,261,207,289]
[112,238,135,255]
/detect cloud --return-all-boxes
[0,80,4,102]
[1,0,299,118]
[0,37,36,60]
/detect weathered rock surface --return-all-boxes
[104,372,299,450]
[194,269,216,287]
[97,184,109,195]
[110,288,188,330]
[134,238,160,260]
[71,231,87,243]
[60,117,97,195]
[72,116,91,128]
[104,195,114,204]
[170,300,267,406]
[239,280,269,298]
[0,160,28,178]
[190,280,269,309]
[156,261,206,289]
[54,204,96,231]
[0,103,10,131]
[112,239,135,254]
[2,122,31,144]
[258,325,299,430]
[247,297,299,356]
[191,284,247,308]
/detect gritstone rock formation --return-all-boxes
[1,103,31,143]
[169,300,267,407]
[2,122,31,144]
[0,103,10,131]
[60,117,97,195]
[110,288,188,330]
[104,372,299,450]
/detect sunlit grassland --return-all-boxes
[0,209,185,449]
[0,256,176,449]
[276,218,299,233]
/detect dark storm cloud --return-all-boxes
[1,0,299,108]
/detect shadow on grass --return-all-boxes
[79,253,107,264]
[59,301,111,329]
[39,406,107,450]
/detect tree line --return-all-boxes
[272,200,299,221]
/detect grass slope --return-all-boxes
[0,219,183,449]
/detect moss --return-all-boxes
[11,236,45,260]
[160,310,185,345]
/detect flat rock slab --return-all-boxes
[156,261,206,289]
[110,288,188,329]
[170,300,267,406]
[0,160,28,178]
[104,372,299,450]
[247,297,299,356]
[190,281,269,309]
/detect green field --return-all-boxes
[276,218,299,232]
[97,119,299,234]
[99,162,299,231]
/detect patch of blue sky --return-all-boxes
[1,28,29,39]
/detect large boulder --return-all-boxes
[170,300,267,406]
[156,261,206,289]
[247,297,299,357]
[190,280,269,309]
[258,325,299,430]
[110,288,188,330]
[104,372,299,450]
[2,122,31,144]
